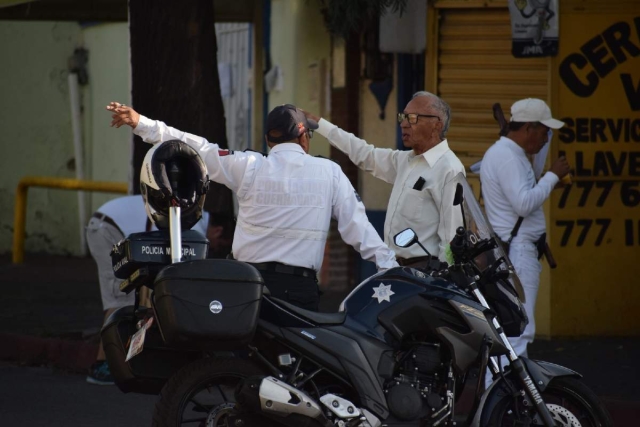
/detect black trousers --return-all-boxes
[259,271,319,311]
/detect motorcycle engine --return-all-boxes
[385,344,445,421]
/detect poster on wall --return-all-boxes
[509,0,559,57]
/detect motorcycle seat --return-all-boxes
[270,298,347,325]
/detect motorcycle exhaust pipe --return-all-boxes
[235,376,333,427]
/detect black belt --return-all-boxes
[397,255,438,267]
[92,212,124,236]
[248,262,316,279]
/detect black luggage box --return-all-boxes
[101,306,201,394]
[153,259,264,350]
[111,230,209,279]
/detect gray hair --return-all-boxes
[412,91,451,140]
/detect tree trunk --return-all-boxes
[129,0,234,254]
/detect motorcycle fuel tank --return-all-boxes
[341,267,472,338]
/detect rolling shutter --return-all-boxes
[436,8,549,169]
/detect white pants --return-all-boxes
[86,216,134,310]
[486,242,541,386]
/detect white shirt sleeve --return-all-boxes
[330,165,399,269]
[317,118,399,185]
[498,157,559,218]
[134,115,259,195]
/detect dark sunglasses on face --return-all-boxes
[397,113,441,124]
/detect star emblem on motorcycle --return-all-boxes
[371,283,395,304]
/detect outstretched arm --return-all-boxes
[303,110,399,184]
[105,101,257,194]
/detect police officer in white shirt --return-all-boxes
[303,92,465,266]
[106,102,398,311]
[480,98,570,362]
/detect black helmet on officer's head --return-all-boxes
[140,140,209,230]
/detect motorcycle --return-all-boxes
[102,171,612,427]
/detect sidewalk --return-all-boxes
[1,253,638,424]
[0,254,102,372]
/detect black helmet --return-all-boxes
[140,140,209,230]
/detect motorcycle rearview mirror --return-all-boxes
[452,182,467,230]
[393,228,433,258]
[394,228,418,248]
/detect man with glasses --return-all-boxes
[106,102,398,311]
[303,92,465,266]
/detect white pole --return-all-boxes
[169,206,182,264]
[68,72,87,256]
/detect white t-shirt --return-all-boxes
[97,194,209,238]
[480,137,558,243]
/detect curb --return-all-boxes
[0,332,97,373]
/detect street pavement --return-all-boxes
[0,361,156,427]
[0,253,638,425]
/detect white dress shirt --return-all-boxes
[316,119,466,261]
[480,136,559,243]
[134,115,398,271]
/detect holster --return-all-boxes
[535,233,558,269]
[534,233,546,260]
[498,233,557,269]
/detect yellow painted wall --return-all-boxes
[268,0,331,158]
[549,5,640,336]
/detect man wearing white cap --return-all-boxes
[480,98,570,363]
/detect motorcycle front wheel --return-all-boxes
[151,357,266,427]
[485,377,613,427]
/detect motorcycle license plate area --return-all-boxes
[101,306,200,394]
[152,259,264,351]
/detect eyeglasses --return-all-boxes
[397,113,441,124]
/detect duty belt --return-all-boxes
[92,212,124,237]
[248,262,316,279]
[396,255,438,267]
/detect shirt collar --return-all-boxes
[417,139,450,167]
[269,142,305,154]
[498,136,527,156]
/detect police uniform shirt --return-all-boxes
[134,115,398,272]
[480,136,559,244]
[316,118,466,262]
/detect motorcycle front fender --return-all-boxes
[469,357,582,427]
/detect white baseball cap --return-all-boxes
[510,98,564,129]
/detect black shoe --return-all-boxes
[86,361,115,385]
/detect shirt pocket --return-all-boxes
[401,188,429,221]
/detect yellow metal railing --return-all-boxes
[12,176,128,264]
